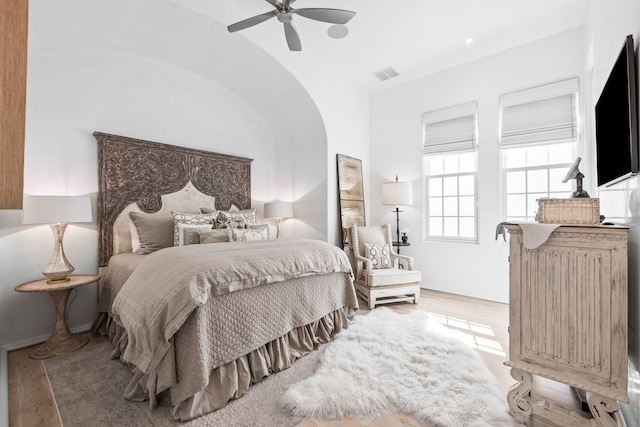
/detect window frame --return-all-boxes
[422,102,479,243]
[501,151,576,222]
[498,78,581,223]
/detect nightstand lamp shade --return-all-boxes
[22,195,92,283]
[264,201,293,239]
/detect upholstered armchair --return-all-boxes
[349,224,421,309]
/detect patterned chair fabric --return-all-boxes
[349,224,422,309]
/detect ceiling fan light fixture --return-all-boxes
[227,0,356,51]
[277,12,293,23]
[328,24,349,39]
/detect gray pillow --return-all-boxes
[176,223,214,246]
[128,212,175,254]
[198,229,230,244]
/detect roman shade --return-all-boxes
[422,102,477,155]
[500,77,579,147]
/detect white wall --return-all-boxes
[583,1,640,423]
[0,0,334,350]
[369,29,586,303]
[318,84,371,246]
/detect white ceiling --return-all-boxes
[173,0,591,94]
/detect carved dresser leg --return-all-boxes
[586,392,620,427]
[507,368,533,423]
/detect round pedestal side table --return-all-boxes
[15,274,100,359]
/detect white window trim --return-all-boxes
[422,101,479,243]
[498,77,581,223]
[423,168,479,244]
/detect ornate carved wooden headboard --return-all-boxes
[95,132,253,267]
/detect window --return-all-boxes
[500,78,579,222]
[423,102,478,242]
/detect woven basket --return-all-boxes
[535,198,600,224]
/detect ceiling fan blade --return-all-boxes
[283,22,301,51]
[228,10,278,33]
[263,0,280,8]
[283,0,292,8]
[292,8,356,24]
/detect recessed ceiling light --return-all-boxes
[465,38,474,45]
[328,25,349,39]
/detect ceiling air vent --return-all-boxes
[373,66,399,82]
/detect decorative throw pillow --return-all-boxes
[247,223,271,239]
[217,209,257,229]
[128,212,175,254]
[170,210,217,246]
[177,223,214,246]
[364,243,392,269]
[228,227,269,242]
[198,229,230,244]
[200,207,219,218]
[223,220,245,230]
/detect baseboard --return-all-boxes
[1,321,93,351]
[1,346,9,427]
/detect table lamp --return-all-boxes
[22,195,92,283]
[264,201,293,239]
[382,175,413,246]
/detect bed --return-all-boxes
[92,132,358,421]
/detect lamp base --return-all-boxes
[42,223,75,284]
[45,277,71,284]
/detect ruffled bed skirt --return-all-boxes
[94,306,354,421]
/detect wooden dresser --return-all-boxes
[504,224,628,427]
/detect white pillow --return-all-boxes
[217,209,257,229]
[228,227,269,242]
[364,243,392,269]
[129,222,141,253]
[170,210,217,246]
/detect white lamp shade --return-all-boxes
[22,195,93,224]
[382,181,413,206]
[264,201,293,219]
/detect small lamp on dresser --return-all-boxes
[264,201,293,239]
[22,195,92,283]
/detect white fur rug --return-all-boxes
[279,307,519,427]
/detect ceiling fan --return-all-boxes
[227,0,356,52]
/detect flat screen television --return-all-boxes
[595,34,639,187]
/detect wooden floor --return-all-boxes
[8,289,586,426]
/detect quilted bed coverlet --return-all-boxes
[110,238,354,381]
